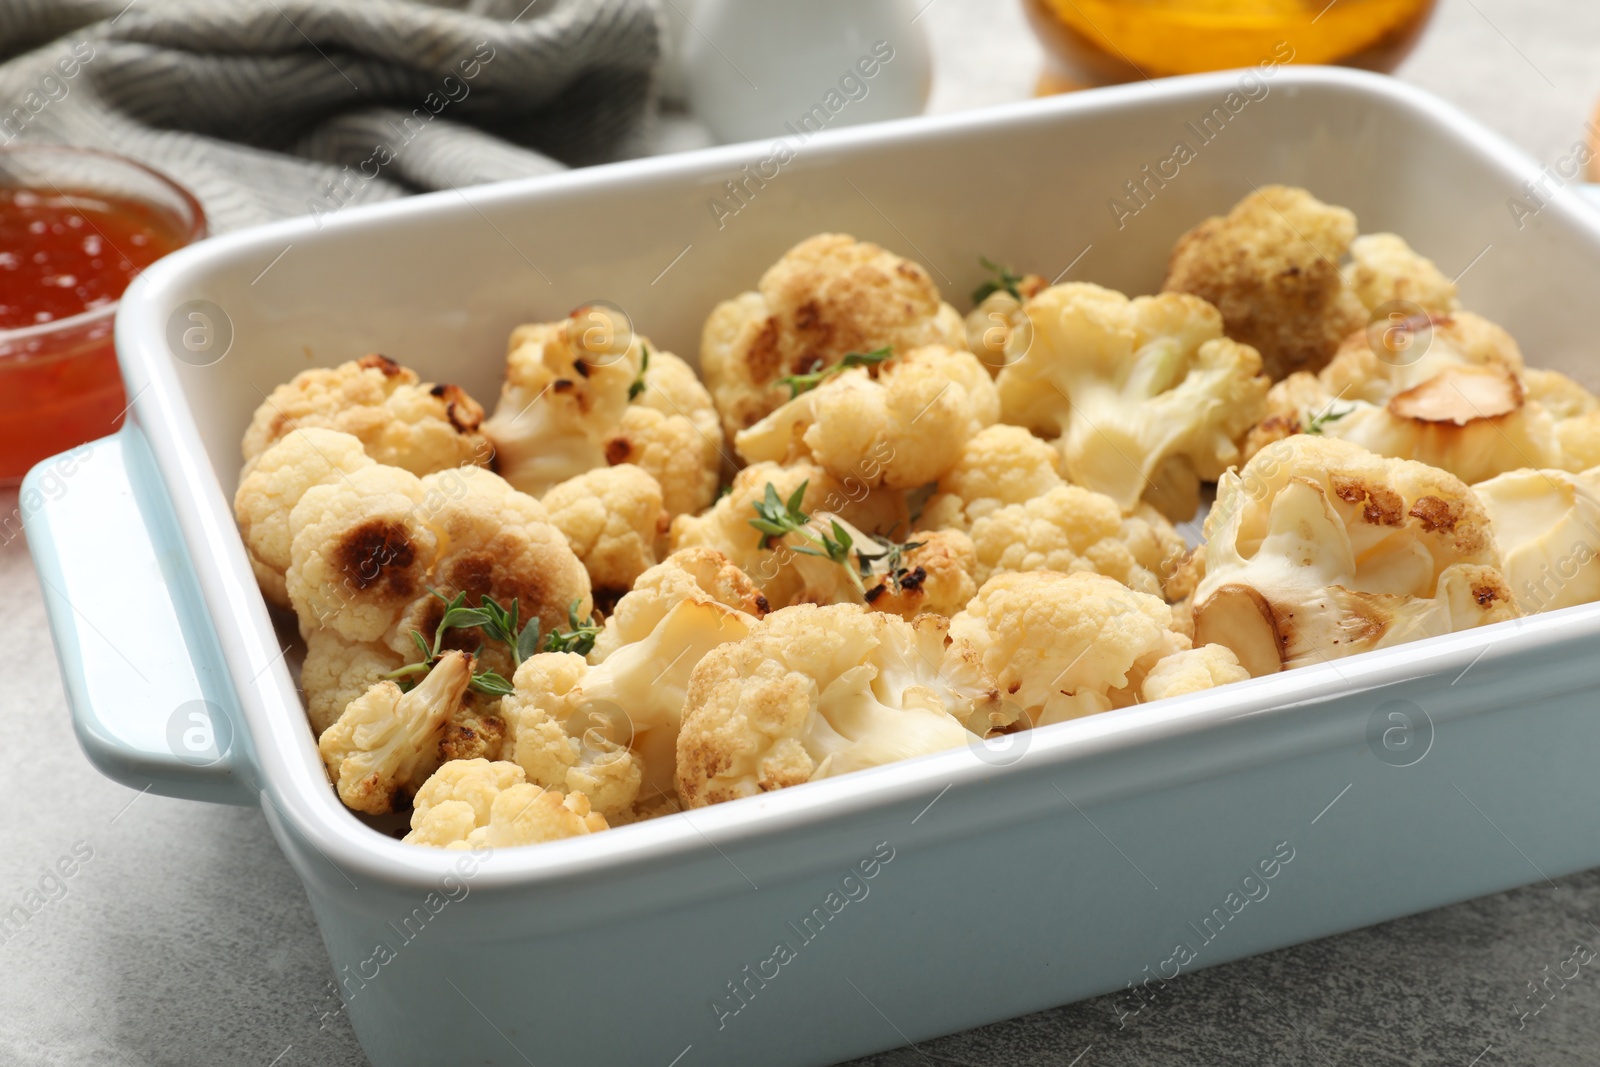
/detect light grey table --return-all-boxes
[6,1,1600,1064]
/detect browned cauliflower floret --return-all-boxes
[968,485,1190,599]
[501,549,768,821]
[318,650,473,814]
[241,354,488,477]
[481,308,722,517]
[234,428,375,608]
[700,234,967,438]
[669,461,907,607]
[919,425,1066,531]
[945,572,1190,728]
[404,758,607,849]
[541,464,668,599]
[676,605,994,808]
[1246,312,1575,484]
[1163,185,1365,380]
[734,344,999,490]
[995,284,1269,519]
[1194,436,1518,677]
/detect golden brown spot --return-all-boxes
[1388,365,1522,425]
[573,359,590,379]
[552,379,575,393]
[358,354,404,377]
[1472,584,1500,607]
[747,317,783,384]
[335,520,416,594]
[1331,476,1404,526]
[604,437,632,465]
[1408,495,1458,534]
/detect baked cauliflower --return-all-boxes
[945,571,1190,728]
[234,428,375,608]
[734,344,1000,490]
[500,552,768,822]
[1163,185,1459,380]
[541,464,668,599]
[590,547,771,661]
[403,758,607,849]
[700,233,967,438]
[965,268,1046,374]
[1474,467,1600,614]
[919,424,1068,531]
[1193,436,1518,677]
[318,650,473,814]
[676,604,997,808]
[241,354,488,477]
[481,307,722,516]
[1245,312,1568,484]
[994,283,1269,520]
[1139,644,1251,702]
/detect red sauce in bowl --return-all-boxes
[0,174,198,483]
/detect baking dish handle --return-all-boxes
[23,426,255,806]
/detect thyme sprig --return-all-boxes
[382,589,601,695]
[776,347,892,399]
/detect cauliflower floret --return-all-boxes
[503,592,762,821]
[592,547,771,661]
[669,461,907,606]
[968,485,1190,599]
[946,571,1188,728]
[1194,436,1518,677]
[241,354,488,477]
[734,345,999,490]
[404,758,606,849]
[919,424,1066,531]
[965,272,1046,375]
[234,428,375,608]
[318,650,473,814]
[541,464,668,598]
[995,283,1269,520]
[701,234,967,438]
[1343,233,1461,316]
[1163,185,1364,381]
[1474,466,1600,614]
[1246,313,1565,484]
[1525,369,1600,471]
[859,529,977,620]
[1140,645,1251,702]
[301,628,405,736]
[481,308,722,516]
[676,604,995,808]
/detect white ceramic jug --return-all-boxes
[680,0,933,145]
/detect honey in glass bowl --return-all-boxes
[0,147,204,484]
[1024,0,1438,89]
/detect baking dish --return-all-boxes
[25,67,1600,1067]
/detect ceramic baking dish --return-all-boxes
[26,67,1600,1067]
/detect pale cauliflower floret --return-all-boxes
[482,308,722,516]
[964,273,1046,375]
[920,424,1066,531]
[701,233,967,438]
[1194,436,1518,677]
[1525,369,1600,471]
[1139,645,1251,702]
[669,461,907,607]
[995,283,1269,520]
[676,604,993,808]
[734,345,999,490]
[1163,185,1366,380]
[502,594,762,821]
[541,464,667,597]
[404,758,606,849]
[318,650,472,815]
[946,571,1189,728]
[1245,313,1563,484]
[1343,233,1461,316]
[234,428,375,608]
[591,547,770,662]
[241,354,488,476]
[301,628,404,736]
[968,485,1190,599]
[1474,467,1600,614]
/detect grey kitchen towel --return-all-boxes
[0,0,661,231]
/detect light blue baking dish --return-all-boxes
[24,67,1600,1067]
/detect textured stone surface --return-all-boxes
[5,1,1600,1063]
